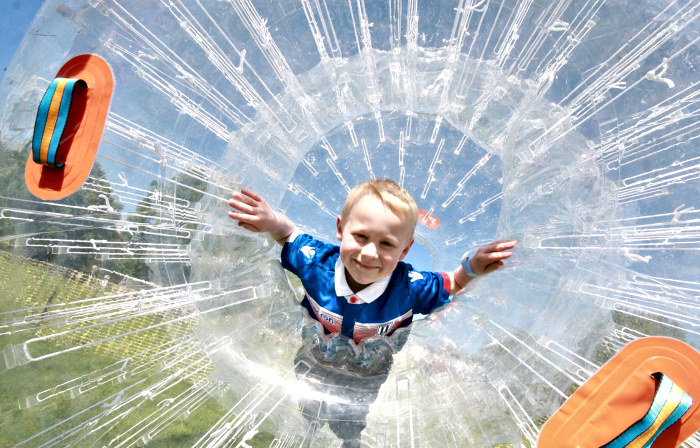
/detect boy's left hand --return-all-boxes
[468,239,517,276]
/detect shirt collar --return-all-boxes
[334,256,391,304]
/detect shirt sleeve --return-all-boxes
[408,269,452,315]
[280,233,333,276]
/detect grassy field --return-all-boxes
[0,250,289,447]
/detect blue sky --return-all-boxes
[403,239,432,271]
[0,0,435,271]
[1,0,46,80]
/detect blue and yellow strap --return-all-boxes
[32,78,87,168]
[603,373,693,448]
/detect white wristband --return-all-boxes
[461,253,479,277]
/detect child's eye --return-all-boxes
[354,233,367,240]
[381,241,395,248]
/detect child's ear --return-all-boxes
[399,239,415,260]
[336,216,343,241]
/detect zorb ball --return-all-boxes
[1,0,700,447]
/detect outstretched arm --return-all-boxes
[228,189,295,245]
[448,239,517,295]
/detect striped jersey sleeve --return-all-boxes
[406,268,451,315]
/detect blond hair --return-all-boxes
[340,179,418,242]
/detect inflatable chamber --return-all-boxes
[1,0,700,446]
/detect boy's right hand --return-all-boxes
[228,189,295,243]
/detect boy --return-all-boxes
[228,179,516,447]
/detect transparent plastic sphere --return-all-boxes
[1,0,699,446]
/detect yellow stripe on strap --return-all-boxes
[39,79,69,164]
[627,383,685,448]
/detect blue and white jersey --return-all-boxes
[281,233,451,342]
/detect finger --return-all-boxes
[483,260,504,274]
[228,199,255,214]
[481,239,518,253]
[232,192,260,208]
[240,189,263,203]
[488,239,518,249]
[483,251,513,261]
[231,214,261,232]
[228,210,257,225]
[238,221,260,232]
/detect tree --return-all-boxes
[0,144,151,281]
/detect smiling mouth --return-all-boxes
[354,259,379,270]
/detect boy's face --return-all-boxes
[336,195,414,288]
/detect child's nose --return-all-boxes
[361,243,378,258]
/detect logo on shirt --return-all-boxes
[306,296,343,334]
[375,322,395,336]
[300,246,316,259]
[408,271,423,282]
[318,313,335,324]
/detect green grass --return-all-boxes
[0,251,280,447]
